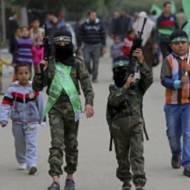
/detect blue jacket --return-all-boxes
[0,81,44,125]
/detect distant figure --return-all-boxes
[79,10,106,82]
[30,18,45,44]
[133,11,158,67]
[32,34,44,73]
[122,30,136,57]
[176,8,187,29]
[14,27,33,65]
[7,11,19,55]
[110,35,124,64]
[156,1,178,58]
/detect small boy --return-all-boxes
[161,30,190,177]
[106,52,152,190]
[0,63,44,174]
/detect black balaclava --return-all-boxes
[53,30,74,62]
[112,56,130,88]
[113,66,129,87]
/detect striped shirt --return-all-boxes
[157,14,178,38]
[161,53,190,104]
[15,37,33,64]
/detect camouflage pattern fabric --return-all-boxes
[106,62,152,186]
[32,55,94,177]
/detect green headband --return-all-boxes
[113,60,129,69]
[171,37,188,43]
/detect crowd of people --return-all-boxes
[0,1,190,190]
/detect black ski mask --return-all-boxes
[53,30,74,62]
[112,56,130,88]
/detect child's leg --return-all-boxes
[130,122,146,188]
[111,119,132,185]
[63,119,79,176]
[164,105,182,157]
[24,123,38,168]
[48,110,64,179]
[181,104,190,168]
[12,122,26,164]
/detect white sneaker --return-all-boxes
[17,163,27,170]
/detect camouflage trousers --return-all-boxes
[48,107,79,177]
[111,117,146,187]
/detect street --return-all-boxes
[0,51,190,190]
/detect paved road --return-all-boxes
[0,51,190,190]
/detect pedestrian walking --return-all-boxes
[32,30,94,190]
[161,30,190,177]
[106,51,153,190]
[0,63,44,175]
[79,10,106,82]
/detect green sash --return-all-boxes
[44,62,82,121]
[158,28,173,36]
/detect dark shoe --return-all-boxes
[171,154,181,169]
[135,186,144,190]
[183,168,190,177]
[28,166,37,175]
[92,78,98,83]
[48,182,60,190]
[64,179,75,190]
[122,182,131,190]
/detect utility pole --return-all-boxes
[1,0,6,44]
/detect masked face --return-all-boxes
[113,66,129,88]
[55,43,73,61]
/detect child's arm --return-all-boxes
[77,57,94,118]
[133,48,153,94]
[161,59,180,90]
[0,88,13,127]
[108,75,135,107]
[36,91,44,124]
[32,60,49,91]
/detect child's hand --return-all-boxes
[181,75,188,84]
[133,48,145,63]
[40,60,48,69]
[84,104,94,118]
[124,74,136,89]
[184,64,190,73]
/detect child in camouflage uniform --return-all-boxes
[106,52,152,190]
[32,30,94,190]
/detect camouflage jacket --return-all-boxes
[106,62,153,127]
[32,55,94,107]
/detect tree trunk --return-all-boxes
[1,0,6,44]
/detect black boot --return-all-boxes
[183,168,190,177]
[64,179,75,190]
[171,154,181,169]
[122,181,131,190]
[48,182,60,190]
[135,186,144,190]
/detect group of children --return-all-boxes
[110,31,136,65]
[11,19,44,71]
[0,25,190,190]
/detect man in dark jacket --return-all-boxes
[79,10,106,82]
